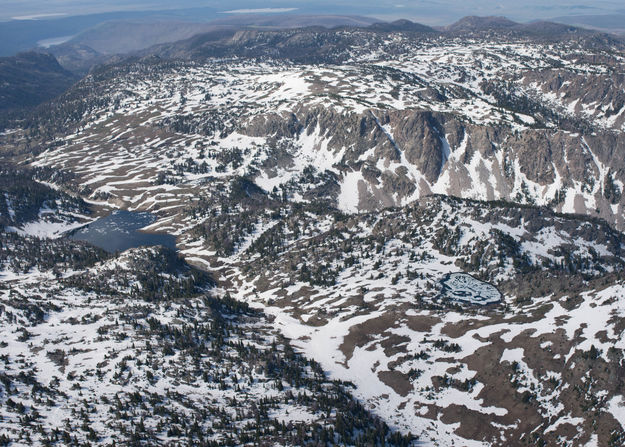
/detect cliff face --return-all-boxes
[238,105,625,229]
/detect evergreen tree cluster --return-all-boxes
[0,232,415,446]
[0,166,89,229]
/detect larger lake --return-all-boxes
[70,210,177,253]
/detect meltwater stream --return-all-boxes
[69,210,176,253]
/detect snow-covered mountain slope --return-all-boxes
[0,235,413,446]
[2,30,623,230]
[0,166,94,238]
[1,25,625,447]
[2,168,624,445]
[179,193,625,446]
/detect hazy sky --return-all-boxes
[2,0,624,23]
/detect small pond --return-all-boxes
[440,273,501,305]
[69,210,176,253]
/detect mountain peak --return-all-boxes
[446,15,519,32]
[368,19,437,33]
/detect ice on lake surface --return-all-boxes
[440,273,501,305]
[70,210,176,253]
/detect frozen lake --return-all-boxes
[440,273,501,305]
[69,210,176,253]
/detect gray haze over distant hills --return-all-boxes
[2,0,624,23]
[1,0,623,58]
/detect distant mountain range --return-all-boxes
[0,11,376,57]
[551,13,625,34]
[0,14,621,124]
[442,15,603,38]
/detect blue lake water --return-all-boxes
[70,210,176,253]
